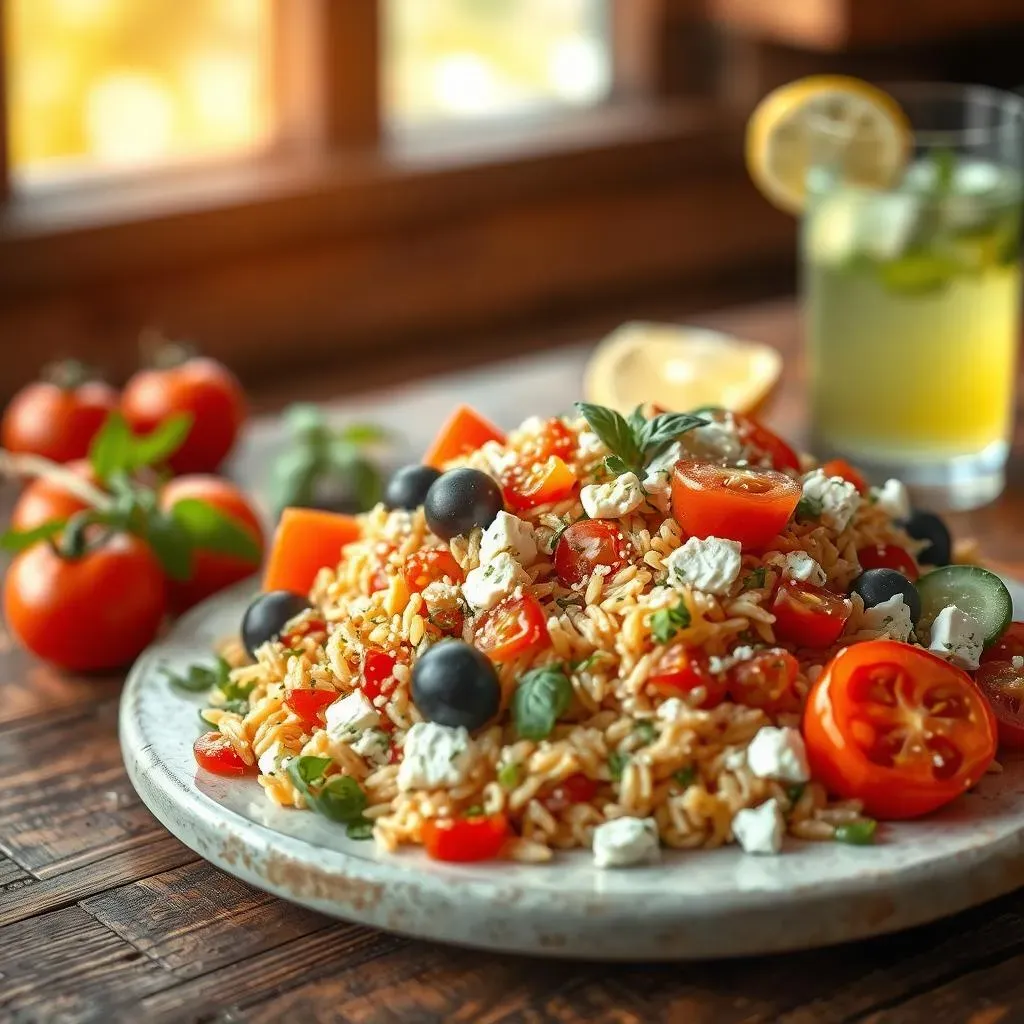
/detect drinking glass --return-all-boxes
[803,83,1024,510]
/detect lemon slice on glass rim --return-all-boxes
[583,322,783,416]
[746,75,912,214]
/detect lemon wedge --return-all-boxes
[583,322,783,415]
[746,75,911,214]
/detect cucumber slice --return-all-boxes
[916,565,1012,645]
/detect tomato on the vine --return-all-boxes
[649,645,726,708]
[771,580,851,649]
[10,459,95,533]
[193,731,250,776]
[422,812,509,862]
[857,543,919,581]
[727,649,801,714]
[475,593,549,662]
[553,520,633,586]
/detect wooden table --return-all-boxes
[4,298,1024,1024]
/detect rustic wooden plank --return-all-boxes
[0,905,174,1022]
[0,854,33,893]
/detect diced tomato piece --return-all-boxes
[365,542,396,594]
[553,520,633,587]
[263,508,360,596]
[193,731,250,776]
[424,405,506,470]
[519,418,575,462]
[649,645,726,708]
[976,660,1024,750]
[822,459,868,494]
[422,812,509,862]
[362,650,397,701]
[771,580,851,649]
[403,548,464,593]
[543,773,598,812]
[982,621,1024,665]
[502,455,577,511]
[727,649,801,714]
[285,689,338,728]
[730,412,802,473]
[857,543,919,581]
[475,593,550,662]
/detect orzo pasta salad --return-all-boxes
[181,402,1022,867]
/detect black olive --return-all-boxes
[850,568,921,623]
[902,510,952,567]
[423,467,505,541]
[411,640,501,731]
[242,590,312,657]
[384,464,441,511]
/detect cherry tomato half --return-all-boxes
[285,689,339,729]
[10,459,96,533]
[975,660,1024,750]
[982,621,1024,665]
[502,455,577,511]
[649,645,726,708]
[771,580,852,649]
[803,640,997,819]
[422,812,509,862]
[857,543,919,582]
[193,731,250,776]
[553,520,633,587]
[671,461,802,549]
[727,649,801,715]
[361,650,398,701]
[403,548,464,592]
[730,412,802,473]
[522,418,575,462]
[475,593,550,663]
[543,773,599,812]
[822,459,868,494]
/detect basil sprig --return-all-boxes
[512,664,573,740]
[287,756,368,823]
[164,657,231,694]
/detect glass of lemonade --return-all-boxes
[804,83,1024,510]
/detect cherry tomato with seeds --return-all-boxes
[475,593,550,662]
[422,812,509,862]
[523,418,575,462]
[857,543,919,582]
[502,455,577,511]
[771,580,852,649]
[822,459,868,494]
[975,660,1024,749]
[10,459,96,533]
[727,649,801,714]
[193,731,250,776]
[361,650,398,701]
[554,519,633,587]
[803,640,996,819]
[403,548,464,592]
[285,689,339,729]
[981,621,1024,665]
[649,645,726,708]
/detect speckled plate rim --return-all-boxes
[120,581,1024,961]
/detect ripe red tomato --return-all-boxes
[366,542,396,594]
[649,645,726,707]
[475,593,550,662]
[422,812,509,862]
[771,580,851,648]
[403,549,464,592]
[361,650,397,701]
[4,533,166,672]
[502,455,577,511]
[519,418,575,462]
[822,458,868,494]
[553,520,633,587]
[2,378,118,463]
[285,689,339,729]
[803,640,997,819]
[122,357,246,474]
[727,649,801,714]
[857,543,919,581]
[729,412,802,473]
[10,459,96,533]
[543,773,598,812]
[671,461,802,549]
[981,621,1024,665]
[975,661,1024,750]
[159,475,264,613]
[193,731,250,776]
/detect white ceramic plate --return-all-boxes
[121,581,1024,961]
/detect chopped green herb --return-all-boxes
[604,454,628,476]
[795,496,823,521]
[218,673,257,703]
[608,751,629,781]
[345,817,374,841]
[164,657,231,694]
[571,651,605,672]
[286,756,368,824]
[512,664,573,740]
[835,819,877,846]
[786,783,806,806]
[741,567,767,592]
[635,720,658,745]
[650,597,691,644]
[497,762,522,790]
[282,647,305,658]
[463,805,485,818]
[673,765,697,788]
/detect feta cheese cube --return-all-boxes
[858,594,914,642]
[642,442,682,513]
[732,799,784,855]
[461,551,528,611]
[872,478,911,521]
[397,722,473,790]
[592,816,660,868]
[257,741,289,776]
[745,726,810,784]
[666,536,742,595]
[802,469,861,532]
[580,472,644,519]
[767,551,827,587]
[684,418,744,462]
[928,604,984,672]
[480,510,538,566]
[352,728,391,767]
[324,690,381,742]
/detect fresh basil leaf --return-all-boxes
[0,519,68,552]
[315,775,368,823]
[164,660,227,693]
[345,817,374,840]
[637,412,708,461]
[220,698,249,716]
[170,498,261,563]
[288,755,332,789]
[795,496,823,521]
[603,454,628,476]
[635,720,657,744]
[741,567,767,592]
[130,413,193,470]
[144,513,194,582]
[650,597,691,644]
[608,751,629,781]
[512,664,573,740]
[497,762,521,789]
[89,412,135,483]
[626,405,647,437]
[217,667,256,703]
[673,765,697,788]
[574,402,643,470]
[463,804,485,818]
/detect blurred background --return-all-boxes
[1,0,1023,403]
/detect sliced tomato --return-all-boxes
[361,650,397,701]
[422,812,509,862]
[502,455,577,511]
[553,520,633,587]
[649,645,726,708]
[403,549,464,592]
[771,581,852,649]
[803,640,997,819]
[727,649,801,714]
[821,459,868,494]
[671,461,801,549]
[285,689,338,729]
[981,621,1024,665]
[857,543,919,581]
[730,412,801,473]
[475,593,550,663]
[523,418,575,462]
[975,661,1024,749]
[543,773,599,812]
[424,405,506,470]
[193,731,250,776]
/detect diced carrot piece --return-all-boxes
[423,405,505,470]
[262,508,361,596]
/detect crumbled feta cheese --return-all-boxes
[666,536,742,595]
[641,442,682,513]
[707,646,755,675]
[723,748,748,771]
[1013,656,1024,671]
[516,415,547,437]
[858,594,914,642]
[352,729,391,767]
[382,510,414,540]
[480,510,538,566]
[257,741,289,776]
[478,440,518,477]
[421,580,461,609]
[928,605,984,672]
[324,690,380,742]
[872,478,911,521]
[801,469,861,532]
[397,722,473,790]
[656,698,690,722]
[732,799,784,855]
[746,726,810,783]
[767,550,827,587]
[580,472,644,519]
[592,816,660,868]
[684,418,744,462]
[461,551,528,611]
[576,430,606,457]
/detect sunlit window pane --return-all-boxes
[386,0,611,125]
[6,0,274,181]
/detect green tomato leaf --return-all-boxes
[130,412,194,469]
[170,498,262,563]
[144,512,194,582]
[89,412,136,483]
[0,519,68,553]
[512,664,573,740]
